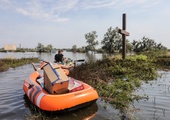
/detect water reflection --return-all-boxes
[23,94,98,120]
[133,71,170,120]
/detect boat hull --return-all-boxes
[23,71,99,111]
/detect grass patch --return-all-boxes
[0,58,39,72]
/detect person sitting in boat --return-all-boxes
[54,49,64,64]
[54,50,74,69]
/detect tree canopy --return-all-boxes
[36,43,54,52]
[132,36,167,53]
[85,31,99,52]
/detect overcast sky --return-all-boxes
[0,0,170,49]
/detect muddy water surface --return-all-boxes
[0,52,170,120]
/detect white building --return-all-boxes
[4,44,17,51]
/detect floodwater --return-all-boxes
[133,71,170,120]
[0,52,170,120]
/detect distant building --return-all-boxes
[4,44,17,51]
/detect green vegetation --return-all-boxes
[69,53,170,114]
[0,58,39,72]
[70,26,167,53]
[101,27,122,55]
[36,43,55,53]
[85,31,99,52]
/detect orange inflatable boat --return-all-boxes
[23,62,99,111]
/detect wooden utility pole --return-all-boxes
[118,13,130,59]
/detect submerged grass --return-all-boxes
[0,58,39,72]
[69,54,170,114]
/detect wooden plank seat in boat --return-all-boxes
[42,63,69,94]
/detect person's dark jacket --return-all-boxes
[54,54,63,63]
